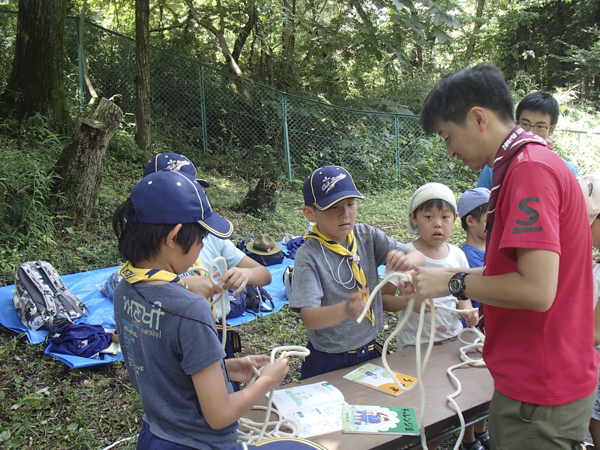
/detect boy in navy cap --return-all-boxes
[289,165,425,379]
[112,169,295,449]
[457,187,490,270]
[143,153,272,300]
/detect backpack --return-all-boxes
[245,284,274,313]
[12,261,90,331]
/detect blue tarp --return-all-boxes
[0,251,294,369]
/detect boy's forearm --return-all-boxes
[237,257,272,286]
[457,299,472,309]
[242,266,272,286]
[301,303,350,329]
[382,293,407,312]
[406,248,426,267]
[194,365,280,431]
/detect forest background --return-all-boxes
[0,0,599,448]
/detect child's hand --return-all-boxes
[259,358,290,390]
[218,267,249,296]
[225,355,270,382]
[464,311,478,327]
[183,275,221,299]
[346,288,369,320]
[386,250,411,272]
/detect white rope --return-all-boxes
[357,272,485,450]
[100,436,135,450]
[189,256,228,349]
[237,346,311,444]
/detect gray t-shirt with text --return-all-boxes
[113,281,237,450]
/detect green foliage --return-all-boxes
[396,136,478,192]
[0,115,64,245]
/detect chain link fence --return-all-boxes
[1,10,599,190]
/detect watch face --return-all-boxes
[449,278,461,294]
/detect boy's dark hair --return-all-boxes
[460,202,489,232]
[515,92,559,126]
[113,199,208,265]
[414,199,456,216]
[421,63,514,135]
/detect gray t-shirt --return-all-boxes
[113,281,237,449]
[289,222,410,353]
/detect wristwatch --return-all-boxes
[448,272,468,300]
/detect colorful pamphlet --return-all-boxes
[343,362,417,396]
[342,404,419,435]
[270,381,346,438]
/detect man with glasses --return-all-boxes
[476,92,577,189]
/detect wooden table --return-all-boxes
[245,336,494,450]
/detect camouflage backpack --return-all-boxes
[12,261,90,331]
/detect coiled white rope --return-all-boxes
[189,256,229,349]
[357,272,485,450]
[237,345,311,444]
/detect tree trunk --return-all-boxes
[241,178,281,214]
[54,98,123,226]
[135,0,151,150]
[0,0,68,126]
[463,0,486,65]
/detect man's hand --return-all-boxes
[404,265,454,302]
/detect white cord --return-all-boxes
[189,256,228,349]
[100,436,135,450]
[237,345,311,444]
[357,272,485,450]
[318,242,356,290]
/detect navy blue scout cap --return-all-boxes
[303,166,364,210]
[143,152,210,188]
[128,170,234,239]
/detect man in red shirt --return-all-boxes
[412,63,599,449]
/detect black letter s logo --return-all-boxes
[512,197,542,234]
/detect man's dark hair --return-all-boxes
[460,202,489,232]
[414,199,456,216]
[112,199,208,265]
[421,63,514,135]
[515,92,559,126]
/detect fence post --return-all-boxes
[75,20,84,113]
[282,94,292,180]
[395,115,400,189]
[578,132,582,171]
[198,65,208,154]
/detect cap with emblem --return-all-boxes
[303,166,363,210]
[128,169,233,239]
[143,152,209,188]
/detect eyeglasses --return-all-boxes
[519,121,549,132]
